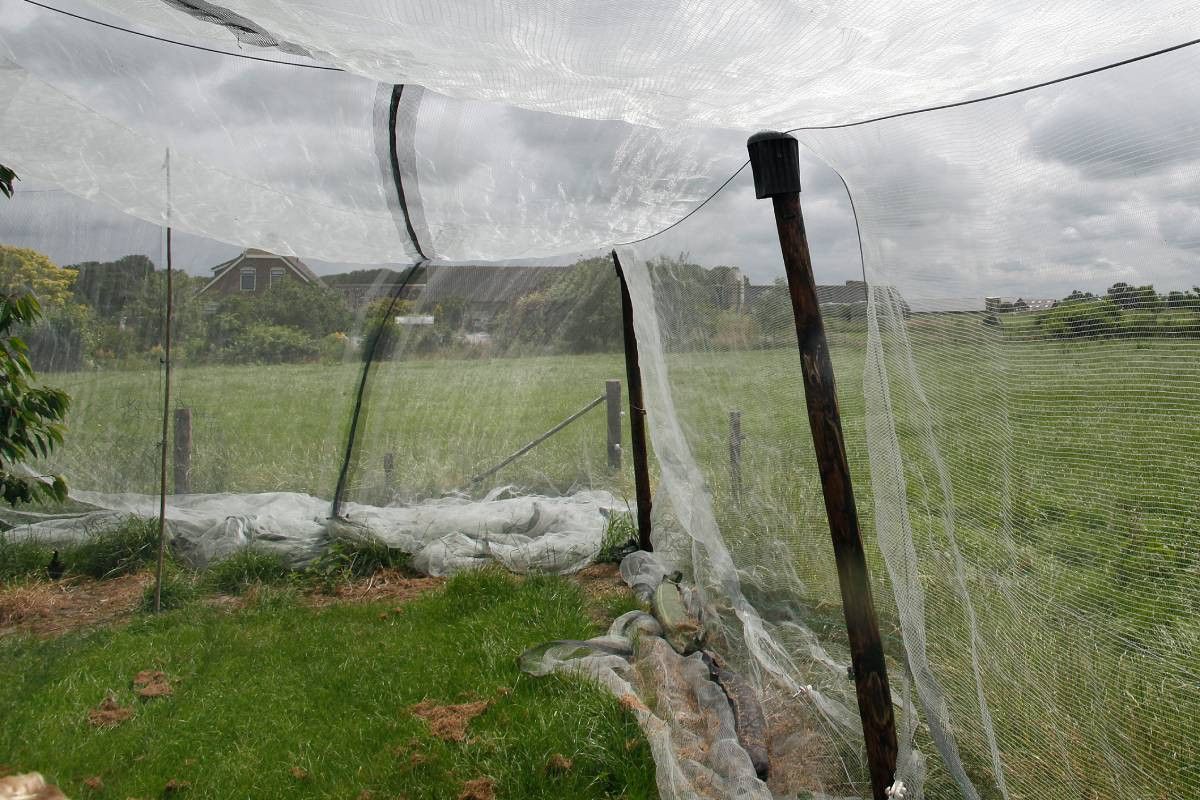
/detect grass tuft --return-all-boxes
[303,537,411,593]
[138,566,198,613]
[597,511,637,564]
[67,517,159,580]
[205,548,291,595]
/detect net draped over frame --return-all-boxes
[1,1,1198,798]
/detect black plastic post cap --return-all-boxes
[747,131,801,199]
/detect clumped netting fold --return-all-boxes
[1,1,1200,797]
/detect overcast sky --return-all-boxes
[2,0,1199,302]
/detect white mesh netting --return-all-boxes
[2,1,1199,798]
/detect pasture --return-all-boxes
[30,314,1200,799]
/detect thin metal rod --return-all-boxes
[469,394,605,486]
[153,223,172,614]
[612,251,653,551]
[771,189,897,799]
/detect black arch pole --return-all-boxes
[611,250,653,551]
[746,131,897,799]
[331,84,426,517]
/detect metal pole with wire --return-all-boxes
[153,152,173,613]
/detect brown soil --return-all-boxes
[133,669,173,698]
[83,775,104,790]
[410,699,490,742]
[305,569,444,607]
[0,573,150,638]
[571,562,636,626]
[0,568,445,639]
[457,777,496,800]
[87,692,134,728]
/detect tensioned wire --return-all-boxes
[19,0,1200,250]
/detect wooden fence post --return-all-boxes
[747,130,898,800]
[172,407,191,494]
[606,379,622,470]
[612,250,654,551]
[729,410,743,503]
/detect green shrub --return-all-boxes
[206,547,291,595]
[67,516,158,579]
[223,323,319,364]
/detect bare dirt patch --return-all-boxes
[410,699,491,742]
[0,573,150,638]
[458,776,496,800]
[306,569,444,608]
[572,562,636,625]
[133,669,173,698]
[87,691,134,728]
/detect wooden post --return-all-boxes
[605,379,622,470]
[173,407,191,494]
[729,410,743,504]
[747,130,898,800]
[612,251,653,551]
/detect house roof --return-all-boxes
[417,265,570,305]
[197,249,325,296]
[745,280,869,307]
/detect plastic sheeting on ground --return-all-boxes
[0,488,626,576]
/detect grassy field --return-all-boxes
[0,569,656,800]
[27,316,1200,799]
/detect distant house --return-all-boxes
[985,296,1057,313]
[417,265,570,330]
[745,279,872,318]
[336,281,424,310]
[197,249,325,297]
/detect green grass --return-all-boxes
[40,355,636,501]
[203,547,292,595]
[0,516,158,583]
[26,323,1200,798]
[0,569,656,800]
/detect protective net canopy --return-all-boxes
[2,1,1199,798]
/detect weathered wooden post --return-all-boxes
[173,407,191,494]
[747,130,898,800]
[612,251,653,551]
[729,410,743,503]
[605,379,622,470]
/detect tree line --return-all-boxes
[1,244,867,370]
[999,282,1200,339]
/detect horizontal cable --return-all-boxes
[20,0,343,70]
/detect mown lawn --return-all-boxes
[0,570,657,800]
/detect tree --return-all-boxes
[70,254,155,318]
[0,246,77,308]
[0,172,69,503]
[491,257,622,353]
[0,292,70,504]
